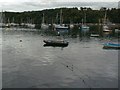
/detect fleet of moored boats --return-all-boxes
[0,9,119,49]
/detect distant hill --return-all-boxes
[2,7,119,24]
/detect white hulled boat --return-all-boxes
[102,11,112,32]
[54,9,69,33]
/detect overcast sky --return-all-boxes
[0,0,119,12]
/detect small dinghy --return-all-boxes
[103,43,120,49]
[43,40,69,47]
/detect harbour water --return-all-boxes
[1,28,118,88]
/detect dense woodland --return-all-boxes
[2,7,120,24]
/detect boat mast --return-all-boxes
[12,17,14,23]
[104,10,107,25]
[0,10,2,24]
[84,12,86,25]
[8,18,10,25]
[60,9,62,26]
[42,13,45,24]
[56,13,58,24]
[81,18,84,25]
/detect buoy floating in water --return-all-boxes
[20,40,22,42]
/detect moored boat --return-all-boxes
[103,43,120,49]
[81,25,90,32]
[41,13,49,30]
[102,10,112,32]
[54,9,69,33]
[43,40,69,47]
[80,13,90,32]
[90,34,100,37]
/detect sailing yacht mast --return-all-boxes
[55,13,58,24]
[84,12,86,25]
[0,10,2,23]
[102,10,111,32]
[54,9,68,32]
[0,10,3,27]
[80,10,89,33]
[60,9,62,26]
[42,13,45,24]
[41,13,49,30]
[103,10,107,25]
[81,18,84,25]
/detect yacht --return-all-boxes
[41,13,49,30]
[102,11,112,32]
[80,13,90,32]
[54,9,69,33]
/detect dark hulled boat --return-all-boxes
[43,40,69,47]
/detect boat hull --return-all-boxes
[43,40,69,47]
[103,43,120,49]
[80,25,90,32]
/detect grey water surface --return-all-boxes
[2,28,118,88]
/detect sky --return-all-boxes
[0,0,119,12]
